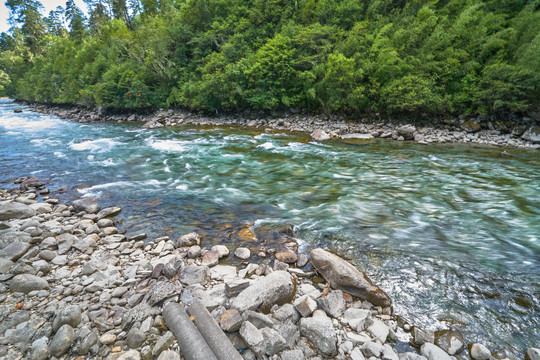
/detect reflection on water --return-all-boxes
[1,99,539,354]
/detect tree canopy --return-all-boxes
[0,0,538,118]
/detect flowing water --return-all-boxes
[1,99,539,354]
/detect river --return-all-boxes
[0,99,538,354]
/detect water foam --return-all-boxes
[147,139,188,152]
[70,138,122,152]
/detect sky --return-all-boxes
[0,0,88,34]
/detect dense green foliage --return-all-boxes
[1,0,539,117]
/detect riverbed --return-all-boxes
[1,99,538,354]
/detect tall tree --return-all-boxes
[65,0,87,39]
[84,0,110,33]
[5,0,48,52]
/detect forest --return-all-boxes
[0,0,539,118]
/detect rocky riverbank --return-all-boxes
[1,177,538,360]
[24,103,540,149]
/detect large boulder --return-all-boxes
[309,248,391,307]
[72,197,100,214]
[10,274,49,293]
[231,271,295,312]
[0,202,36,221]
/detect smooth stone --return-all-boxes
[10,274,48,293]
[52,305,82,332]
[470,343,492,360]
[38,250,56,260]
[96,206,122,219]
[234,247,251,260]
[311,129,331,141]
[202,249,220,267]
[0,258,14,274]
[127,327,146,349]
[361,341,385,358]
[0,202,36,220]
[100,333,117,345]
[73,197,101,214]
[211,244,230,258]
[177,232,200,247]
[0,242,31,261]
[49,324,75,357]
[240,321,266,357]
[231,271,295,312]
[399,352,428,360]
[310,248,391,307]
[299,316,337,357]
[275,252,298,264]
[421,343,452,360]
[56,233,77,254]
[187,245,201,258]
[72,326,98,355]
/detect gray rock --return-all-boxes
[421,343,452,360]
[0,258,14,274]
[470,343,491,360]
[234,247,251,260]
[383,344,399,360]
[38,250,56,261]
[361,341,385,357]
[211,244,230,258]
[127,327,146,349]
[310,248,391,307]
[96,206,122,219]
[434,330,465,355]
[294,295,317,317]
[150,330,174,357]
[0,242,31,261]
[367,319,390,343]
[146,280,183,306]
[413,327,434,346]
[30,337,49,360]
[56,233,76,254]
[522,127,540,144]
[225,279,251,297]
[273,303,300,324]
[52,305,82,332]
[299,316,337,357]
[240,321,266,357]
[187,245,201,258]
[261,327,287,355]
[72,326,98,355]
[49,324,75,357]
[202,249,220,267]
[72,197,100,214]
[281,349,305,360]
[157,350,182,360]
[397,125,416,140]
[118,350,143,360]
[231,271,295,312]
[528,348,540,360]
[10,274,48,293]
[243,310,275,329]
[180,265,209,285]
[311,129,331,141]
[351,347,366,360]
[317,290,346,318]
[399,353,428,360]
[220,309,243,332]
[0,202,36,221]
[177,232,200,247]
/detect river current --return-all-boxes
[0,99,538,354]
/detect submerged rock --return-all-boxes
[309,248,391,307]
[72,197,100,214]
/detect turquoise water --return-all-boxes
[1,99,538,354]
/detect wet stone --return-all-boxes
[234,247,251,260]
[470,343,491,360]
[49,324,75,358]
